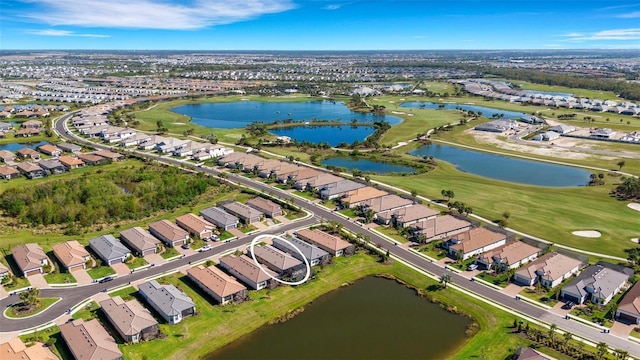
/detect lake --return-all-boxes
[400,101,528,119]
[0,141,49,153]
[206,277,470,360]
[322,156,416,174]
[172,100,402,129]
[410,144,592,187]
[270,125,375,147]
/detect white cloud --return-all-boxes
[27,29,110,37]
[324,4,342,10]
[561,28,640,42]
[617,11,640,18]
[22,0,296,30]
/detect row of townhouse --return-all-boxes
[199,197,284,230]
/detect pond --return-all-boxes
[322,156,416,174]
[206,277,470,360]
[410,144,592,187]
[269,126,376,147]
[172,100,402,129]
[400,101,528,119]
[0,141,49,153]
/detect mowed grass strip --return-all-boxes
[373,161,638,258]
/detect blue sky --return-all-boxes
[1,0,639,50]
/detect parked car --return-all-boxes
[99,276,114,283]
[562,301,575,310]
[467,264,478,271]
[199,245,212,252]
[181,243,191,249]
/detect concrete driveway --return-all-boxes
[228,228,245,238]
[71,269,94,286]
[274,215,290,224]
[26,273,48,289]
[144,253,166,266]
[110,263,130,277]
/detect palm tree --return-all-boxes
[19,288,40,309]
[563,331,572,347]
[440,273,452,288]
[613,349,629,360]
[596,342,608,359]
[617,160,626,171]
[548,323,557,343]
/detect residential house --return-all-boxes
[277,167,321,184]
[37,144,62,157]
[319,180,366,200]
[360,194,413,214]
[220,201,262,224]
[219,255,278,290]
[52,240,91,271]
[615,281,640,325]
[99,296,159,343]
[549,124,575,134]
[78,153,108,165]
[148,220,189,248]
[138,135,166,150]
[138,280,196,324]
[513,347,553,360]
[0,165,20,179]
[21,120,42,129]
[0,262,9,280]
[120,227,160,256]
[0,150,15,163]
[187,265,248,305]
[272,236,330,266]
[409,215,473,242]
[94,150,125,162]
[295,229,355,257]
[200,207,239,230]
[38,159,66,175]
[246,197,283,218]
[561,264,631,305]
[156,138,190,153]
[121,132,151,147]
[474,241,540,270]
[16,147,40,160]
[59,319,123,360]
[297,173,342,191]
[15,128,40,137]
[513,252,585,288]
[57,142,82,153]
[58,155,85,169]
[443,227,508,260]
[0,337,58,360]
[340,186,388,208]
[251,245,306,281]
[376,204,439,227]
[175,213,215,240]
[16,162,45,179]
[11,243,49,276]
[0,122,12,131]
[89,234,131,265]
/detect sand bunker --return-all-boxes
[572,230,601,238]
[627,203,640,212]
[632,238,639,244]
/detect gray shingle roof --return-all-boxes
[89,234,130,262]
[199,207,239,227]
[138,280,195,317]
[272,237,329,263]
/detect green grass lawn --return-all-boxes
[6,297,59,318]
[292,190,317,201]
[219,231,234,240]
[72,301,100,321]
[338,207,358,218]
[570,305,615,328]
[509,80,621,101]
[87,266,116,280]
[239,224,257,234]
[120,251,581,360]
[126,257,148,270]
[161,246,180,259]
[43,272,77,285]
[109,286,137,301]
[418,242,448,259]
[519,287,560,307]
[476,271,511,288]
[373,225,409,243]
[372,161,639,258]
[2,275,31,290]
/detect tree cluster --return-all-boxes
[611,177,640,200]
[0,166,220,226]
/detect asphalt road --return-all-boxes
[0,114,633,356]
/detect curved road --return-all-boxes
[0,113,636,357]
